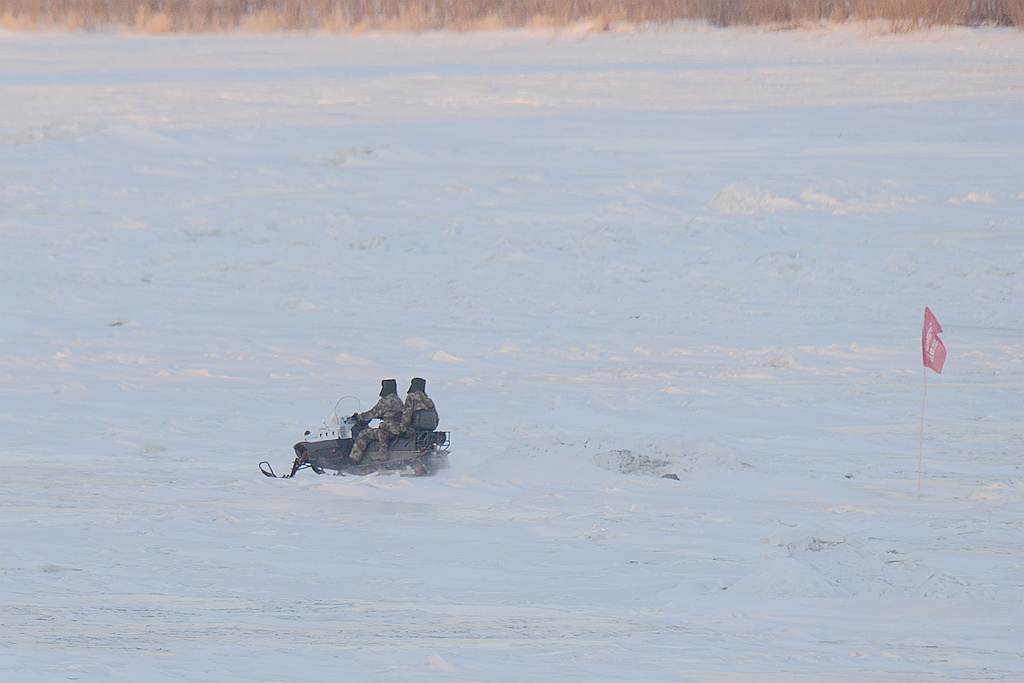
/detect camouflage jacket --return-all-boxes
[401,391,437,433]
[358,393,403,426]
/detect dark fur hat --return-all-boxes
[380,379,398,396]
[408,377,426,394]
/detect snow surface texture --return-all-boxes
[1,25,1022,681]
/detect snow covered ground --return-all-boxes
[1,24,1022,681]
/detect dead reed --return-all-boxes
[1,0,1021,32]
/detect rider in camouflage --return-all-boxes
[350,379,403,463]
[401,377,438,434]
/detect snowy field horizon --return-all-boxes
[1,25,1022,681]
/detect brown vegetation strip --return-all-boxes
[1,0,1022,32]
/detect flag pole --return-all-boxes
[919,307,945,495]
[918,365,926,493]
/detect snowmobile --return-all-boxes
[259,396,450,478]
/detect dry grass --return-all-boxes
[0,0,1021,33]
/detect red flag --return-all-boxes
[922,307,946,374]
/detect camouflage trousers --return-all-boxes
[350,422,402,463]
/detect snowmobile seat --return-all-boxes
[410,408,439,431]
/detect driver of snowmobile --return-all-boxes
[349,379,404,463]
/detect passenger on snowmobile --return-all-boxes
[401,377,439,434]
[350,379,403,463]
